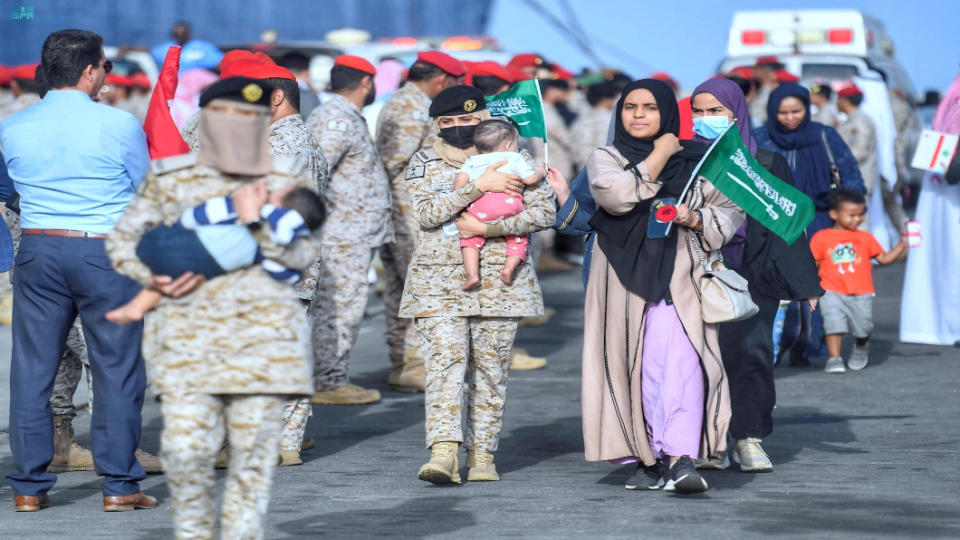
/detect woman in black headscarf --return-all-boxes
[690,78,823,473]
[580,80,745,494]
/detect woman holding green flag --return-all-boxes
[581,79,744,494]
[688,77,823,473]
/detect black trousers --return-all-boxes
[718,293,780,440]
[7,235,146,496]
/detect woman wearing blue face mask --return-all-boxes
[752,83,865,367]
[689,78,823,473]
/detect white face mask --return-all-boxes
[810,104,821,116]
[836,112,849,124]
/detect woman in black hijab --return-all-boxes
[580,80,745,495]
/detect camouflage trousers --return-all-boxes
[309,242,375,391]
[415,316,519,451]
[278,397,312,452]
[161,393,284,540]
[379,232,422,367]
[50,318,92,418]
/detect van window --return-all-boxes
[801,63,858,82]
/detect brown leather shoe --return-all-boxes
[15,494,51,512]
[103,491,157,512]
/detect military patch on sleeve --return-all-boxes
[405,163,425,180]
[326,119,349,132]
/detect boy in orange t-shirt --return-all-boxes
[809,189,907,374]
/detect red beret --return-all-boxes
[650,71,678,89]
[220,50,275,71]
[507,66,532,82]
[12,63,39,81]
[836,82,863,98]
[507,53,546,70]
[130,72,151,89]
[416,51,465,77]
[465,61,513,85]
[106,73,134,87]
[775,69,799,83]
[755,55,783,68]
[553,63,574,81]
[334,55,376,76]
[222,59,295,81]
[0,65,12,86]
[726,66,754,79]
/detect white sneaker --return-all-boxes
[824,357,846,374]
[847,344,869,371]
[733,438,773,472]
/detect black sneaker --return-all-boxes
[624,460,664,490]
[664,456,709,494]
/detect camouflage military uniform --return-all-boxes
[2,207,92,417]
[885,93,914,231]
[182,112,328,194]
[544,103,577,180]
[267,112,330,451]
[571,107,612,167]
[375,82,435,372]
[837,108,879,193]
[0,93,40,122]
[106,154,315,540]
[303,94,393,391]
[398,148,555,449]
[185,111,329,451]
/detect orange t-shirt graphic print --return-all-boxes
[809,229,885,295]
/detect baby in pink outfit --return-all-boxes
[453,119,544,289]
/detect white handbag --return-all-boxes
[690,233,759,324]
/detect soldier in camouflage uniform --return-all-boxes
[106,78,315,539]
[183,64,329,463]
[302,56,393,405]
[0,64,41,123]
[399,86,555,484]
[375,51,464,392]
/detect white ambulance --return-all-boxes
[717,9,919,103]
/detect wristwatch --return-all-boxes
[244,218,264,233]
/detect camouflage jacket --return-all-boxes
[181,112,329,193]
[306,93,393,247]
[105,154,315,396]
[837,108,879,192]
[544,103,577,179]
[376,83,436,238]
[0,93,40,122]
[398,148,555,319]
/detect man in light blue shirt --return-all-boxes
[1,29,156,513]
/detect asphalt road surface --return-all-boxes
[1,261,958,539]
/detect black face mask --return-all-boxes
[364,81,376,107]
[438,125,477,149]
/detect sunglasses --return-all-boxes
[100,60,113,74]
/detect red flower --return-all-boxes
[655,205,677,222]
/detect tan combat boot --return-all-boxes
[136,449,163,474]
[417,441,461,484]
[466,451,500,481]
[47,415,95,472]
[509,348,548,370]
[310,383,381,405]
[388,348,425,392]
[0,295,12,326]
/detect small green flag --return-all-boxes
[697,126,815,244]
[484,80,547,141]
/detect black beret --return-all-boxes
[199,77,271,108]
[429,85,487,118]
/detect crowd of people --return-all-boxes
[1,23,958,539]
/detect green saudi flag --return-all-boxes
[695,126,814,245]
[484,79,547,141]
